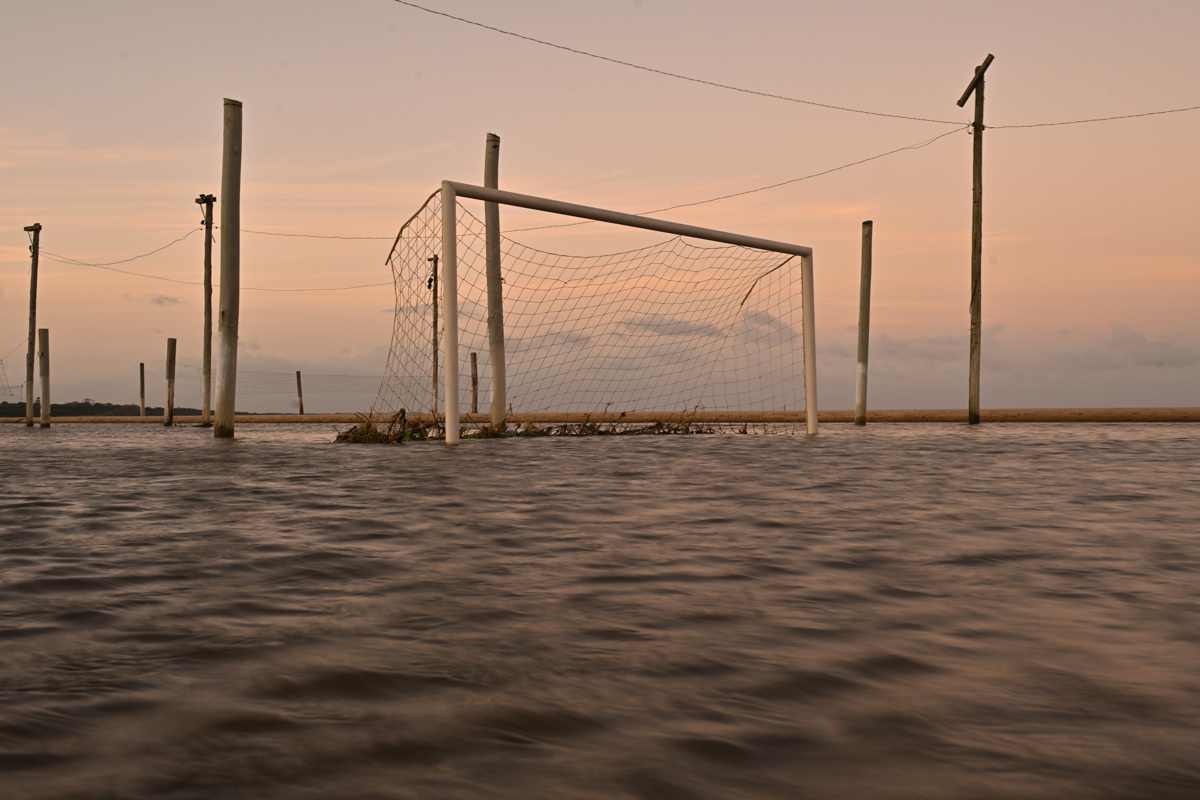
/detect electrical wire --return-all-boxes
[508,124,970,232]
[989,105,1200,129]
[42,228,202,268]
[243,229,392,240]
[387,0,965,126]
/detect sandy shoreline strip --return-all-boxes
[2,408,1198,424]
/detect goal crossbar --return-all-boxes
[437,180,818,442]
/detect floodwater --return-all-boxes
[2,423,1199,799]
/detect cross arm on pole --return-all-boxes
[957,54,995,107]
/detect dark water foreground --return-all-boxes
[2,424,1198,799]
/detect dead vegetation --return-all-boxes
[335,411,715,443]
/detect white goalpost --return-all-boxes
[433,180,818,443]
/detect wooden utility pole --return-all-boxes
[164,338,177,426]
[484,133,507,430]
[428,254,439,417]
[23,223,41,427]
[139,362,146,417]
[215,99,242,438]
[196,193,216,426]
[854,221,873,426]
[38,329,50,428]
[958,54,993,425]
[296,371,304,415]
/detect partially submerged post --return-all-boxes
[470,352,478,415]
[24,223,41,428]
[164,338,176,426]
[296,371,304,415]
[484,133,507,430]
[37,329,50,428]
[215,98,242,438]
[197,193,216,426]
[139,362,146,417]
[957,54,994,425]
[440,181,460,444]
[854,221,873,425]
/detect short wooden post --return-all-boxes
[854,221,873,426]
[958,54,993,425]
[164,338,176,426]
[196,193,216,426]
[139,362,146,417]
[484,133,507,430]
[215,98,242,438]
[470,352,478,414]
[296,370,304,415]
[24,223,41,427]
[37,328,50,428]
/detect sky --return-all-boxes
[1,0,1197,412]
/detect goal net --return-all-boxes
[374,183,816,438]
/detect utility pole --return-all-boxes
[23,223,41,427]
[196,193,216,426]
[484,133,507,431]
[958,54,993,425]
[429,254,439,418]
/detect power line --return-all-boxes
[387,0,965,126]
[507,124,970,233]
[989,104,1200,129]
[41,233,392,292]
[243,229,392,240]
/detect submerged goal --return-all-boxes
[375,181,817,442]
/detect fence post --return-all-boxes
[24,223,41,427]
[296,370,304,415]
[140,362,146,417]
[470,352,478,415]
[38,329,50,428]
[164,338,176,426]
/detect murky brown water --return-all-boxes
[2,423,1199,799]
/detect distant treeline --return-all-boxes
[0,400,202,417]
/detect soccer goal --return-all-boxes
[375,181,817,443]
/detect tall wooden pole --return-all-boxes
[164,338,177,426]
[197,193,216,426]
[23,223,41,428]
[854,220,873,426]
[428,254,439,417]
[139,362,146,417]
[484,133,507,430]
[958,54,993,425]
[215,99,242,438]
[295,371,304,415]
[37,329,50,428]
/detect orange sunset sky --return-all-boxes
[2,0,1197,412]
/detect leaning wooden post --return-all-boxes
[23,223,41,427]
[196,193,216,426]
[801,253,818,435]
[441,181,460,444]
[215,98,242,438]
[854,220,873,426]
[139,362,146,417]
[958,54,993,425]
[470,352,479,414]
[37,328,50,428]
[164,338,177,426]
[295,371,304,415]
[484,133,507,430]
